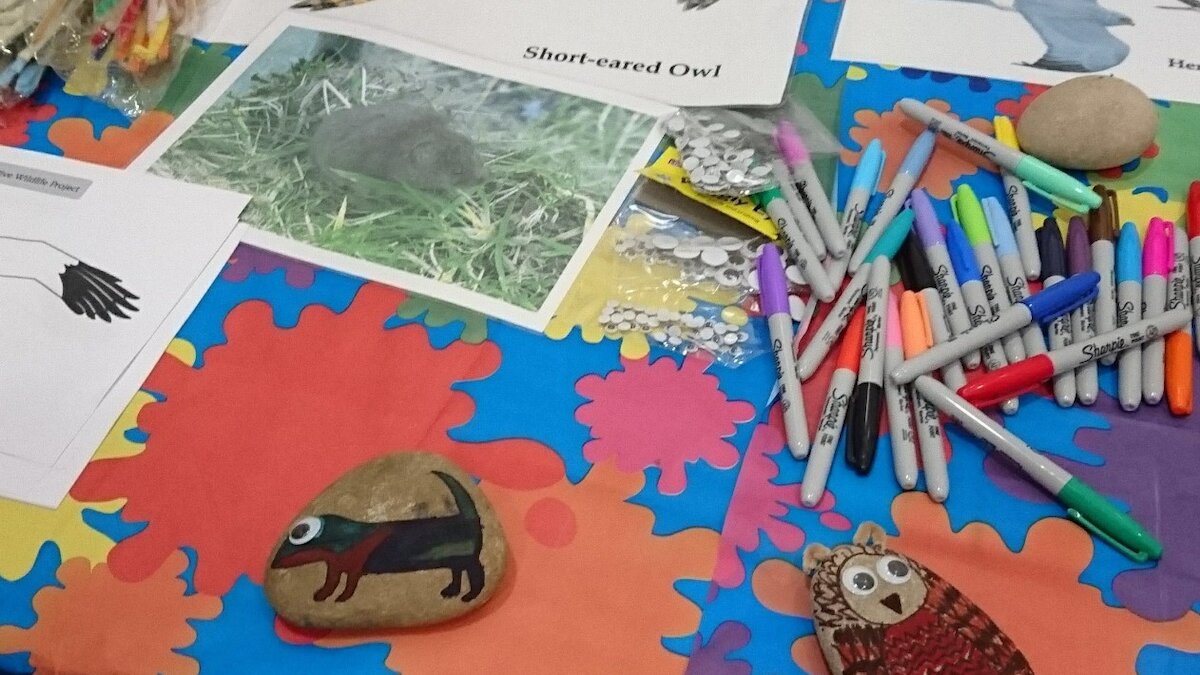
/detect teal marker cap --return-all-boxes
[1013,156,1102,213]
[1058,478,1163,562]
[752,187,783,209]
[949,184,991,247]
[864,208,915,263]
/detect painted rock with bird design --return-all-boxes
[264,452,507,629]
[1016,75,1157,171]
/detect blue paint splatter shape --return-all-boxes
[0,543,63,675]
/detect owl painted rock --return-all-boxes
[801,523,1033,675]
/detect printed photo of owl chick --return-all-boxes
[801,523,1033,675]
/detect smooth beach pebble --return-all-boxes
[264,453,506,629]
[1016,75,1158,171]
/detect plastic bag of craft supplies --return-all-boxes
[661,99,840,198]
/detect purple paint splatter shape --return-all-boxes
[986,365,1200,621]
[222,244,317,288]
[685,621,752,675]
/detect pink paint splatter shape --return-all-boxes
[575,355,753,495]
[713,406,846,588]
[222,244,317,288]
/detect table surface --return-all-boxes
[2,2,1199,673]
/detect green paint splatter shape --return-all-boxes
[786,72,845,188]
[396,294,489,344]
[155,44,236,117]
[1087,101,1200,202]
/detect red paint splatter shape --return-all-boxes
[71,283,563,596]
[575,355,754,495]
[0,100,55,146]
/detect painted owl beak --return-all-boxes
[880,592,903,614]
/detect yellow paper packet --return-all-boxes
[640,145,778,239]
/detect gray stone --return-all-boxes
[1016,75,1158,171]
[265,452,507,629]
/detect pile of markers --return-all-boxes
[755,98,1194,563]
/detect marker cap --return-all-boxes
[851,139,885,194]
[756,244,790,316]
[1117,222,1142,283]
[751,186,783,208]
[945,218,981,283]
[982,196,1017,257]
[950,184,991,246]
[899,129,937,178]
[1022,270,1100,324]
[900,290,932,358]
[958,355,1055,407]
[1188,181,1200,239]
[1066,216,1092,276]
[1038,219,1067,281]
[1013,156,1102,212]
[864,208,915,264]
[993,115,1019,150]
[838,306,867,372]
[886,290,902,348]
[896,231,936,292]
[1088,186,1116,243]
[1143,218,1172,277]
[911,189,943,248]
[774,120,810,167]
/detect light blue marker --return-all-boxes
[1116,222,1143,410]
[848,129,935,272]
[984,196,1047,360]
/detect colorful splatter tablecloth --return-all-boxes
[2,2,1200,673]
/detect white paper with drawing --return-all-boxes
[195,0,806,106]
[136,14,669,331]
[834,0,1200,105]
[0,147,249,508]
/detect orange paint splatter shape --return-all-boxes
[70,283,563,596]
[772,494,1200,673]
[0,100,55,147]
[48,111,174,168]
[320,462,719,674]
[843,99,992,200]
[995,85,1049,122]
[0,552,220,675]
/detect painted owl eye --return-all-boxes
[840,565,878,596]
[877,555,911,584]
[288,516,323,545]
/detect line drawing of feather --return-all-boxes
[1157,0,1200,9]
[0,236,139,322]
[289,0,726,10]
[939,0,1134,72]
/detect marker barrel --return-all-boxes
[1042,276,1077,407]
[912,390,948,502]
[850,181,912,272]
[892,306,1028,385]
[773,161,826,260]
[792,159,845,258]
[976,243,1026,364]
[1117,278,1143,411]
[797,266,869,379]
[1143,275,1168,405]
[926,243,980,369]
[1071,301,1099,405]
[1190,236,1200,355]
[766,198,835,301]
[802,368,855,506]
[768,312,809,458]
[921,288,968,391]
[997,252,1047,358]
[1001,171,1040,279]
[1093,241,1118,365]
[885,345,918,489]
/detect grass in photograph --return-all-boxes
[153,28,655,311]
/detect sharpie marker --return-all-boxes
[847,256,891,474]
[912,188,979,369]
[993,115,1040,279]
[1142,218,1172,405]
[985,194,1048,360]
[829,139,885,291]
[959,309,1191,407]
[891,270,1098,385]
[754,188,835,302]
[758,245,809,457]
[957,187,1026,365]
[772,163,827,261]
[900,289,949,502]
[1189,181,1200,355]
[1167,225,1193,416]
[914,375,1162,562]
[1067,217,1099,405]
[777,120,845,258]
[849,129,935,272]
[1089,186,1120,365]
[884,291,918,489]
[795,209,914,379]
[899,98,1101,212]
[897,232,967,391]
[1116,222,1144,411]
[1039,221,1077,407]
[802,307,865,507]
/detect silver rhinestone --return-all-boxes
[674,244,701,259]
[722,332,739,345]
[702,340,721,351]
[636,312,650,324]
[722,129,741,140]
[725,168,746,184]
[646,317,660,327]
[699,327,715,340]
[706,123,725,132]
[689,137,711,149]
[665,116,686,134]
[750,165,772,177]
[691,146,712,159]
[651,329,668,342]
[702,155,720,167]
[737,331,749,342]
[667,336,683,347]
[617,321,632,331]
[651,234,679,250]
[682,156,701,171]
[701,247,730,267]
[670,311,682,321]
